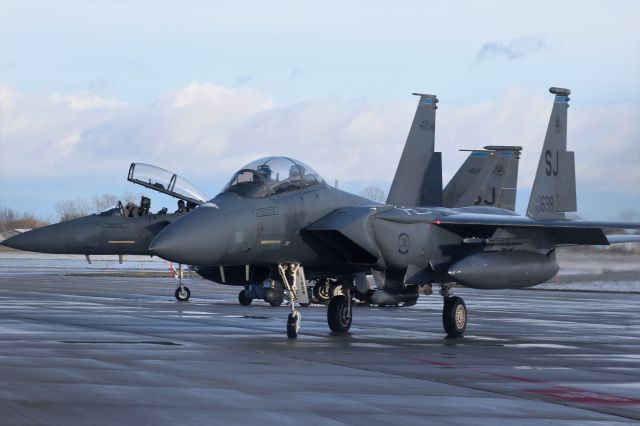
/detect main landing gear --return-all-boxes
[278,263,309,338]
[327,277,354,333]
[312,278,332,304]
[440,284,467,337]
[174,264,191,302]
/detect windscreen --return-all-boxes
[222,156,324,198]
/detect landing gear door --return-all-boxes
[127,163,208,205]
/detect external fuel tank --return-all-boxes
[448,251,559,289]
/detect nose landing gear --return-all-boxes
[173,264,191,302]
[277,263,309,339]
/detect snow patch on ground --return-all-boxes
[534,281,640,293]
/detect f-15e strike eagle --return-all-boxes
[147,87,640,338]
[4,87,639,339]
[2,91,521,308]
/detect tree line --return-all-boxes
[0,192,142,232]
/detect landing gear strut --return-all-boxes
[327,276,353,333]
[174,264,191,302]
[440,284,466,337]
[278,263,307,338]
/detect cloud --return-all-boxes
[476,36,548,62]
[1,82,638,209]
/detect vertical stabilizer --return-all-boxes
[387,93,442,207]
[443,146,521,210]
[526,87,577,219]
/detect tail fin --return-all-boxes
[443,146,521,210]
[526,88,577,219]
[386,93,443,207]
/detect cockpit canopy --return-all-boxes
[128,163,207,205]
[222,157,324,198]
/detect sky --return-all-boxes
[0,0,639,221]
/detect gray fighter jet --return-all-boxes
[1,93,520,309]
[2,163,207,301]
[148,88,640,338]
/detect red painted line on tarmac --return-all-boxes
[528,388,640,405]
[407,355,640,406]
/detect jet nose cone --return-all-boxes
[1,225,67,253]
[149,203,228,265]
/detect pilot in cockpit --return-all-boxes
[289,164,304,180]
[175,200,186,214]
[125,202,138,218]
[257,164,273,181]
[139,196,151,216]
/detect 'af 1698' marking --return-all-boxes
[533,195,557,213]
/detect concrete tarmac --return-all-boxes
[0,274,639,425]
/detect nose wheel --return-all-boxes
[175,285,191,301]
[287,310,301,338]
[173,264,191,302]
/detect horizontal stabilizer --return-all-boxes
[433,213,640,246]
[606,234,640,244]
[434,213,640,230]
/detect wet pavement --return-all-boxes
[0,273,639,425]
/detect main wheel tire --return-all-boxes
[264,288,284,307]
[313,279,331,304]
[238,289,253,306]
[327,295,352,332]
[175,286,191,302]
[287,311,301,339]
[443,296,467,337]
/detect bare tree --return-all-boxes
[0,207,49,233]
[358,186,386,202]
[55,199,88,222]
[91,194,119,212]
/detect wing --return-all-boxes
[433,213,640,246]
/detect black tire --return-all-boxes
[174,286,190,302]
[327,295,352,332]
[287,311,300,338]
[313,279,331,304]
[443,296,467,337]
[264,288,284,307]
[238,289,253,306]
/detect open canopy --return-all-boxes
[222,156,324,198]
[127,163,208,205]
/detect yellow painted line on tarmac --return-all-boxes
[260,240,281,245]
